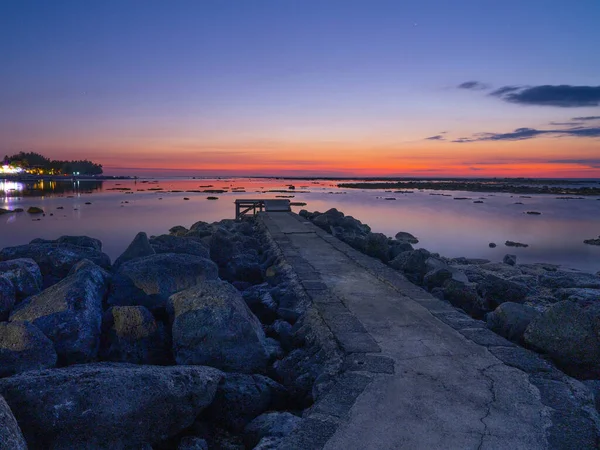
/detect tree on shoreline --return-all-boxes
[8,152,103,175]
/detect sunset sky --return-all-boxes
[1,0,599,177]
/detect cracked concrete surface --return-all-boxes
[265,213,557,449]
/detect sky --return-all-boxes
[1,0,599,177]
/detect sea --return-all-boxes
[1,177,599,273]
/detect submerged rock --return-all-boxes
[0,363,223,449]
[9,261,109,365]
[168,280,269,373]
[108,253,218,312]
[0,322,57,377]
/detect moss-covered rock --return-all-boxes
[0,322,57,377]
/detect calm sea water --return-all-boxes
[1,177,599,273]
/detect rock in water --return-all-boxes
[0,322,57,377]
[486,302,540,343]
[524,301,600,377]
[108,253,219,312]
[9,261,109,365]
[113,231,155,268]
[0,363,223,449]
[503,254,517,266]
[0,258,42,301]
[100,306,170,365]
[169,280,269,373]
[0,395,27,450]
[0,242,111,286]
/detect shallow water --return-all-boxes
[1,177,599,273]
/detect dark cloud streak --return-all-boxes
[453,126,600,143]
[457,81,489,90]
[491,84,600,107]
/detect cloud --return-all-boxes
[453,125,600,143]
[572,116,600,121]
[425,135,445,141]
[490,84,600,107]
[549,121,583,126]
[457,81,489,91]
[547,159,600,169]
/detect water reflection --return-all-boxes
[0,179,104,197]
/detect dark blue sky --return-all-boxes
[1,0,599,176]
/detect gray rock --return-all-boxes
[179,436,208,450]
[244,289,278,324]
[56,235,102,251]
[0,258,42,301]
[555,288,600,306]
[9,261,109,364]
[100,306,170,365]
[539,271,600,289]
[206,373,288,432]
[108,253,218,312]
[244,412,302,448]
[524,301,600,377]
[150,234,209,259]
[583,380,600,413]
[253,436,284,449]
[503,254,517,266]
[477,274,529,308]
[389,249,431,283]
[339,215,370,234]
[169,225,189,236]
[264,337,285,361]
[0,322,57,377]
[224,253,263,284]
[486,302,541,343]
[113,231,155,268]
[364,233,390,262]
[271,319,293,349]
[442,279,486,318]
[0,242,111,286]
[169,280,269,373]
[395,231,418,244]
[0,363,222,449]
[389,240,414,259]
[423,268,453,290]
[0,277,15,322]
[0,395,27,450]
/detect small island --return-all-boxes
[1,152,103,177]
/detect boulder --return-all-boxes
[364,233,390,262]
[503,254,517,266]
[100,306,170,365]
[0,258,42,300]
[179,436,208,450]
[224,253,263,284]
[539,271,600,289]
[0,242,111,286]
[205,373,288,432]
[0,277,15,321]
[54,235,102,251]
[555,288,600,306]
[477,274,529,309]
[442,279,486,318]
[423,268,453,290]
[0,363,223,449]
[243,289,278,324]
[113,232,155,268]
[9,261,109,364]
[0,395,27,450]
[150,234,210,258]
[339,215,370,234]
[254,437,284,449]
[168,280,269,373]
[389,240,414,259]
[486,302,541,343]
[395,231,419,244]
[389,249,431,284]
[108,253,218,312]
[169,225,189,236]
[244,412,302,448]
[524,301,600,377]
[0,322,57,377]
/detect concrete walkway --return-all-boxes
[261,212,600,450]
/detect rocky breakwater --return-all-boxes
[0,218,342,449]
[300,208,600,401]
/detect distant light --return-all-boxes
[0,165,23,174]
